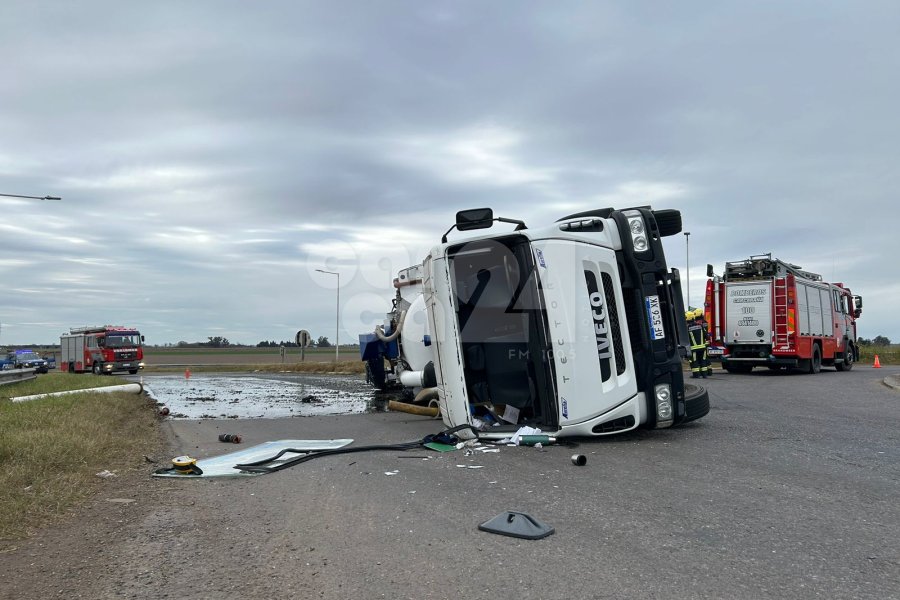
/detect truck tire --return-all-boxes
[652,209,682,237]
[129,369,138,375]
[807,345,822,374]
[835,342,854,372]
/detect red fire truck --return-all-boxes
[60,326,146,375]
[705,254,862,374]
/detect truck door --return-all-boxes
[724,281,773,345]
[833,289,851,350]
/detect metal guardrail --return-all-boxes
[0,368,37,387]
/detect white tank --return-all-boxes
[399,293,432,371]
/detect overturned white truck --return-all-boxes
[359,207,709,438]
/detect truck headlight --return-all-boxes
[624,210,649,253]
[654,383,674,426]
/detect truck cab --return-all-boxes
[361,207,709,438]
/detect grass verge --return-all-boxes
[858,345,897,366]
[0,375,161,540]
[0,371,126,400]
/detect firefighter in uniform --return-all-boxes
[686,308,712,378]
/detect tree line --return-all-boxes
[256,336,332,348]
[172,336,336,349]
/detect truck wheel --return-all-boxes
[652,209,683,237]
[835,343,854,372]
[129,369,138,375]
[807,345,822,374]
[92,362,101,376]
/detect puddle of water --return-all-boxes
[143,374,389,419]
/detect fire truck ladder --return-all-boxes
[773,277,790,347]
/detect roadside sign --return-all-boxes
[295,330,311,348]
[296,329,311,362]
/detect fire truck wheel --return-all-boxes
[92,362,102,376]
[835,343,854,372]
[808,345,822,374]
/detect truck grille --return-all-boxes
[601,273,626,375]
[592,415,635,434]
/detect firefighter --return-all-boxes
[686,308,712,378]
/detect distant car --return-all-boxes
[8,350,49,374]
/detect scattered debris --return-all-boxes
[105,498,136,504]
[384,470,399,476]
[95,470,117,479]
[571,454,587,466]
[218,433,242,444]
[151,439,354,478]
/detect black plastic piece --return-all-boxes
[556,207,614,222]
[478,511,555,540]
[423,361,437,388]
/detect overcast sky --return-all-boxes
[1,1,898,347]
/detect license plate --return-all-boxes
[708,347,724,356]
[645,295,665,340]
[122,363,131,367]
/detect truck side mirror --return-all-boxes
[456,208,494,231]
[852,295,862,318]
[141,335,145,342]
[706,264,714,278]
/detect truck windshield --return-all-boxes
[448,235,556,428]
[105,334,141,347]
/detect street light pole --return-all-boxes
[0,193,62,200]
[684,231,691,310]
[315,269,340,362]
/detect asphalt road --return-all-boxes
[6,365,900,599]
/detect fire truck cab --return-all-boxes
[61,326,145,375]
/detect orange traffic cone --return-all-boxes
[185,368,192,379]
[873,355,882,368]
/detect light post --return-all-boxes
[315,269,340,362]
[684,231,691,310]
[0,193,61,200]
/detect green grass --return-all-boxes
[858,344,898,366]
[0,372,125,400]
[0,376,161,540]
